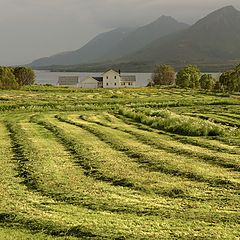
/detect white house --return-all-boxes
[103,70,136,88]
[58,76,79,88]
[81,70,136,88]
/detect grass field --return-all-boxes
[0,86,239,239]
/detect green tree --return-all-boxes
[0,67,19,90]
[152,64,176,86]
[199,74,216,90]
[176,65,201,88]
[214,81,222,91]
[13,67,35,86]
[219,70,238,92]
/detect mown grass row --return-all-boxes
[39,114,240,208]
[0,120,103,239]
[79,112,240,172]
[1,117,210,239]
[12,116,174,215]
[1,113,240,239]
[56,114,240,190]
[31,114,198,199]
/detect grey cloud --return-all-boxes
[0,0,240,65]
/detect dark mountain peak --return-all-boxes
[190,5,240,32]
[153,15,185,25]
[206,5,239,18]
[214,5,238,13]
[157,15,175,20]
[194,6,239,24]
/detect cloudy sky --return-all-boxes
[0,0,240,65]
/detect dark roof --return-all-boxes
[93,77,103,82]
[58,76,79,85]
[121,76,136,82]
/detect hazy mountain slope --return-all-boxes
[123,6,240,64]
[97,16,189,61]
[30,28,134,67]
[30,16,188,67]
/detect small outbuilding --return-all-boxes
[58,76,79,88]
[81,77,103,88]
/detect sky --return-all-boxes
[0,0,240,65]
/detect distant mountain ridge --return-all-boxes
[123,6,240,64]
[30,5,240,69]
[96,16,189,62]
[30,16,189,67]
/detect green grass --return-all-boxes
[0,87,239,239]
[118,108,228,136]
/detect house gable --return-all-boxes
[102,70,120,77]
[82,77,101,88]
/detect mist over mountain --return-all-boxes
[123,6,240,64]
[30,28,134,67]
[30,16,189,67]
[96,16,189,62]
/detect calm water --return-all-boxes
[34,70,152,87]
[34,71,220,88]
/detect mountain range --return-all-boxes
[30,6,240,71]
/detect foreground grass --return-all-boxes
[0,86,239,239]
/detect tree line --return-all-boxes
[0,66,35,90]
[151,64,240,92]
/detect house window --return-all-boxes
[106,76,108,79]
[106,83,108,86]
[114,83,117,86]
[114,76,117,79]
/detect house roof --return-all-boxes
[93,77,103,82]
[58,76,79,85]
[102,69,120,76]
[121,76,136,82]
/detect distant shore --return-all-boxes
[32,61,238,73]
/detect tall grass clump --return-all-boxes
[118,108,226,136]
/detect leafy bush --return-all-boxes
[0,67,19,90]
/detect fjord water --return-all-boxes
[34,70,220,87]
[34,70,153,87]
